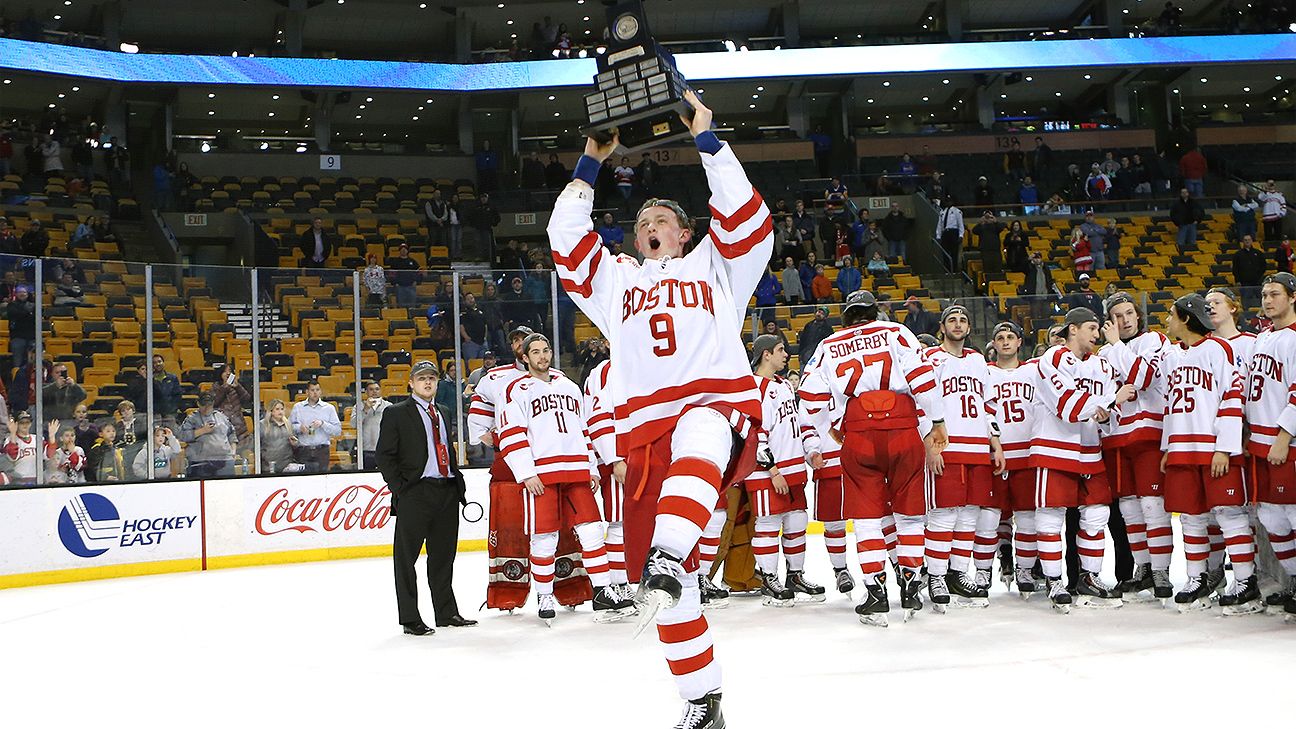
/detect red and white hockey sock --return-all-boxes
[1118,496,1150,566]
[973,507,1002,572]
[1258,503,1296,576]
[822,519,849,570]
[605,521,627,585]
[529,532,559,596]
[1035,508,1065,579]
[1180,512,1210,578]
[925,507,956,577]
[696,510,727,578]
[1214,507,1255,581]
[574,521,611,588]
[855,518,887,583]
[950,505,978,572]
[781,509,809,572]
[881,513,898,565]
[752,514,782,576]
[1077,503,1109,574]
[1206,520,1225,571]
[1143,496,1173,571]
[654,456,724,560]
[894,513,925,572]
[656,569,720,701]
[997,516,1012,552]
[1012,510,1037,569]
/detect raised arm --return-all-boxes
[547,137,623,335]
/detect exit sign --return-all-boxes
[184,213,208,226]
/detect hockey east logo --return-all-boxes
[57,492,197,559]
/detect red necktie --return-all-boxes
[428,403,450,474]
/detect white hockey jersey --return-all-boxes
[46,444,86,484]
[582,359,620,466]
[986,360,1040,470]
[1246,322,1296,458]
[923,346,999,465]
[1157,336,1245,466]
[2,433,39,480]
[497,373,598,486]
[466,362,531,444]
[547,140,771,451]
[799,387,842,480]
[748,375,808,489]
[1100,330,1169,448]
[1224,332,1256,401]
[1031,345,1119,474]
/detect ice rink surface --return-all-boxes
[3,535,1293,727]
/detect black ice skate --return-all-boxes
[1075,571,1123,609]
[834,567,856,595]
[633,547,685,638]
[1173,574,1213,613]
[998,543,1014,589]
[758,569,796,607]
[898,567,924,621]
[947,570,990,608]
[927,572,950,614]
[592,585,636,623]
[537,593,557,626]
[1014,566,1039,599]
[1285,591,1296,621]
[1046,576,1072,614]
[699,574,730,610]
[855,574,890,628]
[672,692,724,729]
[1117,563,1157,603]
[786,571,827,603]
[1263,582,1294,615]
[1205,564,1227,597]
[1220,576,1264,616]
[1151,569,1173,604]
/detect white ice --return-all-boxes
[2,535,1293,727]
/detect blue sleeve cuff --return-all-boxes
[694,131,723,155]
[572,155,600,187]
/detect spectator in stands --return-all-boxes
[477,281,506,352]
[770,198,792,227]
[92,215,116,244]
[68,402,96,453]
[1233,234,1268,307]
[45,424,86,484]
[1019,176,1040,215]
[880,201,910,260]
[86,421,126,483]
[902,297,939,337]
[1276,238,1294,274]
[1129,153,1152,203]
[151,354,182,425]
[522,262,551,328]
[520,152,545,190]
[775,216,803,264]
[41,362,84,421]
[2,410,37,484]
[1071,226,1094,273]
[1062,165,1085,203]
[290,380,340,473]
[1067,273,1104,317]
[825,177,849,221]
[469,193,501,255]
[424,189,450,249]
[435,361,463,430]
[362,253,387,306]
[544,153,568,189]
[835,256,862,299]
[178,391,236,478]
[972,211,1005,276]
[848,211,872,261]
[501,275,537,330]
[897,153,917,181]
[0,132,12,178]
[780,257,804,305]
[596,212,624,251]
[1178,146,1207,198]
[808,125,833,177]
[106,136,130,187]
[811,264,832,303]
[466,351,498,397]
[71,216,95,247]
[212,363,251,456]
[1170,187,1204,251]
[135,426,180,479]
[917,145,937,176]
[1004,140,1026,184]
[39,134,62,177]
[174,162,196,211]
[925,170,947,204]
[151,161,173,211]
[937,196,965,268]
[760,320,790,356]
[443,192,463,256]
[259,399,296,473]
[798,306,834,364]
[113,399,148,477]
[1085,163,1112,206]
[0,218,18,254]
[867,251,889,276]
[636,152,660,197]
[53,272,83,306]
[1157,2,1184,33]
[792,198,817,254]
[1099,151,1120,180]
[973,176,994,214]
[1110,157,1133,210]
[352,381,390,470]
[798,252,819,304]
[297,217,335,268]
[1079,211,1107,270]
[1258,180,1287,243]
[6,286,34,370]
[54,257,86,284]
[1232,184,1260,242]
[458,292,489,360]
[755,265,781,309]
[20,219,48,257]
[387,243,422,307]
[614,156,635,207]
[1020,251,1057,319]
[1004,220,1030,273]
[1104,218,1122,268]
[475,140,499,192]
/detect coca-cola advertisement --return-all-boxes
[255,482,392,536]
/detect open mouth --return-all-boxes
[648,236,661,250]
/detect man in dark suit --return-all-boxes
[376,360,477,635]
[297,216,335,267]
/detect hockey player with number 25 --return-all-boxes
[547,90,771,729]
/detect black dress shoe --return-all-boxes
[435,615,478,628]
[402,621,435,636]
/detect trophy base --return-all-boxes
[582,101,694,153]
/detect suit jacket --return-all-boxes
[375,398,466,514]
[297,228,336,264]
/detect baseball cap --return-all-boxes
[843,290,878,317]
[482,350,497,359]
[749,334,783,369]
[1263,272,1296,294]
[917,333,940,347]
[940,304,969,324]
[1104,291,1137,315]
[1078,272,1091,281]
[905,295,919,304]
[411,360,440,378]
[14,411,31,422]
[992,321,1024,339]
[1063,307,1099,327]
[1173,293,1215,331]
[815,305,829,316]
[508,325,534,340]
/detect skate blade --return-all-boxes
[761,596,797,608]
[795,592,827,604]
[631,589,677,639]
[542,617,554,627]
[1051,603,1072,614]
[592,610,626,624]
[1075,595,1123,609]
[1122,591,1158,604]
[1285,613,1296,623]
[902,607,920,622]
[565,605,577,612]
[930,602,947,615]
[1222,602,1265,617]
[858,613,889,628]
[1266,604,1291,616]
[1176,599,1213,614]
[951,596,990,609]
[702,598,729,610]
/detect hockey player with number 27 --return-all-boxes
[547,90,770,729]
[583,357,636,607]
